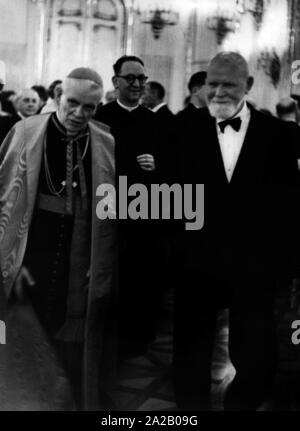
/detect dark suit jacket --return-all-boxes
[155,104,174,122]
[176,103,200,124]
[283,120,300,159]
[173,106,300,279]
[152,104,175,179]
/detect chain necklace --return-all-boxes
[43,134,90,197]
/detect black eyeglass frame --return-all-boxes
[116,74,148,85]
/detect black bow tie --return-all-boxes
[218,117,242,133]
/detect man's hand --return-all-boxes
[136,154,155,171]
[14,266,36,302]
[290,278,300,315]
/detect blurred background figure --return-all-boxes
[276,97,300,180]
[188,71,207,109]
[0,60,8,116]
[0,90,17,116]
[140,79,175,184]
[41,79,62,114]
[14,88,40,119]
[0,60,18,145]
[141,80,173,117]
[177,71,207,121]
[31,85,48,113]
[276,97,299,123]
[104,89,117,104]
[260,108,273,117]
[183,95,191,108]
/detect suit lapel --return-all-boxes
[229,108,264,185]
[204,114,230,185]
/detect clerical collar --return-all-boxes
[117,99,139,112]
[216,101,248,125]
[152,102,166,113]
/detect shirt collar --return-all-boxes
[117,99,139,112]
[152,102,166,113]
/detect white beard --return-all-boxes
[208,100,242,120]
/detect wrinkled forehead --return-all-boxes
[62,77,102,102]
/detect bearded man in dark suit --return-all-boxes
[172,51,299,411]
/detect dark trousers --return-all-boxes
[118,228,169,358]
[173,270,278,411]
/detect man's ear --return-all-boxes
[55,87,62,105]
[246,76,254,93]
[112,76,118,90]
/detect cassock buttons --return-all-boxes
[61,180,77,187]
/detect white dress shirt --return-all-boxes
[216,102,251,182]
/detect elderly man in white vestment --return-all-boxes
[0,67,117,410]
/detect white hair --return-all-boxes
[208,51,249,78]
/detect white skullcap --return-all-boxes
[67,67,102,86]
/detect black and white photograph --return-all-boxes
[1,0,300,418]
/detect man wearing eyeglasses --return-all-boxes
[95,55,155,171]
[95,55,163,359]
